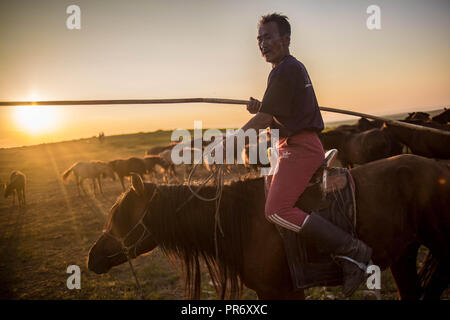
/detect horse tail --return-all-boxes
[62,164,76,182]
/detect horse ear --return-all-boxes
[130,173,145,198]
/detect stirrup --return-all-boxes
[334,255,369,272]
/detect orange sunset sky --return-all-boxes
[0,0,449,148]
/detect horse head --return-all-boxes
[405,111,430,121]
[102,164,116,181]
[432,108,450,125]
[318,129,350,151]
[88,174,158,274]
[4,183,14,199]
[107,160,117,172]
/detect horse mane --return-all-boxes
[142,178,264,299]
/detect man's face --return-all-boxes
[257,21,290,65]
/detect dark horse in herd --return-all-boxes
[88,154,450,300]
[318,109,450,168]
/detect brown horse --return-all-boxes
[329,117,384,134]
[108,157,148,191]
[319,128,402,168]
[88,154,449,300]
[62,161,116,196]
[357,118,384,132]
[4,171,26,207]
[385,122,450,159]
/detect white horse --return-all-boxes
[62,161,115,196]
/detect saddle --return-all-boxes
[265,149,358,290]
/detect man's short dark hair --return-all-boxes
[258,13,291,37]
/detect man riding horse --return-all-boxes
[225,13,372,296]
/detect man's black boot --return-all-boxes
[300,212,372,297]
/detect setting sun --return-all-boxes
[13,106,62,134]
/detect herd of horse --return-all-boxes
[319,109,450,168]
[61,156,178,196]
[2,108,449,300]
[61,136,265,196]
[87,108,449,300]
[58,109,450,199]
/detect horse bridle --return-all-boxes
[103,187,158,257]
[101,187,158,299]
[101,165,224,299]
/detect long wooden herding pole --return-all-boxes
[0,97,448,135]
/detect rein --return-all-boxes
[178,158,227,263]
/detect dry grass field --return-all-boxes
[0,130,447,300]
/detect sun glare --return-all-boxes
[13,106,61,134]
